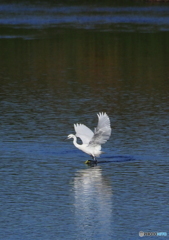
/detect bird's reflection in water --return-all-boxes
[74,166,113,239]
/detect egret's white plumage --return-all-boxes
[67,112,111,162]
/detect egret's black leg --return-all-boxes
[92,156,97,164]
[85,156,97,166]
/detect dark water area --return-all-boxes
[0,1,169,240]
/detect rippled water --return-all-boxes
[0,2,169,35]
[0,1,169,240]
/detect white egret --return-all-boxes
[67,112,111,164]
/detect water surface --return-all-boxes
[0,2,169,240]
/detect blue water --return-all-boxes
[0,84,168,239]
[0,3,169,33]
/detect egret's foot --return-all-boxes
[84,160,97,166]
[85,160,91,164]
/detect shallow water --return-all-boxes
[0,1,169,240]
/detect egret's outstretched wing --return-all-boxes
[74,123,94,144]
[89,112,111,146]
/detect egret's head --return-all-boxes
[67,134,75,140]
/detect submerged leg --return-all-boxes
[92,156,97,164]
[85,155,97,166]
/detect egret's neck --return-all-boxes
[72,135,80,148]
